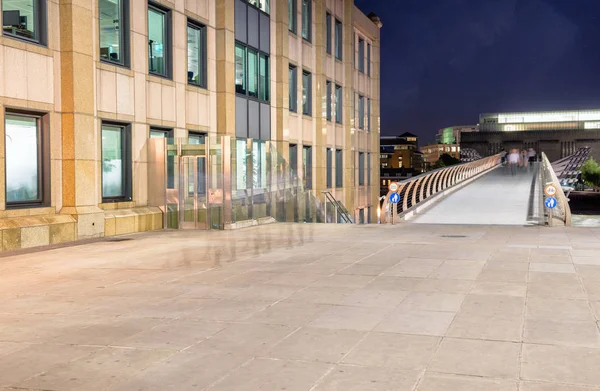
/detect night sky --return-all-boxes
[355,0,600,144]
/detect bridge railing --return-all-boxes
[541,152,572,227]
[381,154,502,222]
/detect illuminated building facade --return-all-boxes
[462,110,600,162]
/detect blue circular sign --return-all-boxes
[545,197,557,209]
[389,193,401,204]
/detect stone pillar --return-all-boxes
[343,0,355,217]
[368,27,381,223]
[59,0,105,238]
[313,0,326,223]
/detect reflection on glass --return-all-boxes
[248,49,258,98]
[6,115,39,203]
[335,19,343,60]
[102,125,123,198]
[335,84,342,123]
[235,44,246,94]
[99,0,122,63]
[235,139,247,190]
[301,0,310,41]
[259,54,268,101]
[2,0,37,41]
[187,24,203,85]
[252,141,267,189]
[288,66,297,112]
[288,0,295,32]
[302,71,311,115]
[325,12,331,54]
[358,95,365,129]
[188,133,205,145]
[148,7,166,76]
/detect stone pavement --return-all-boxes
[0,223,600,390]
[413,166,536,226]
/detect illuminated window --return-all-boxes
[102,123,132,202]
[187,21,206,87]
[148,3,171,78]
[2,0,47,44]
[100,0,129,65]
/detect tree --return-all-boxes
[432,153,461,169]
[581,158,600,191]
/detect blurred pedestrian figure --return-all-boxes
[527,148,536,171]
[521,150,528,169]
[508,149,520,176]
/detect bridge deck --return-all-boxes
[413,165,537,226]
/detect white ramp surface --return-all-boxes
[412,166,536,225]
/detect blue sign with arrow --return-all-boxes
[544,197,557,209]
[389,193,401,204]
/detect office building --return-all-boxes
[462,110,600,162]
[436,125,478,145]
[380,133,423,196]
[0,0,381,251]
[420,143,461,170]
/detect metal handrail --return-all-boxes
[541,152,572,227]
[322,191,354,223]
[381,154,502,223]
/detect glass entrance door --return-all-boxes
[179,156,208,229]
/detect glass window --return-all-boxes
[247,49,258,98]
[335,84,342,124]
[367,98,371,131]
[5,114,41,204]
[358,152,364,185]
[187,22,206,87]
[302,70,311,115]
[289,143,298,179]
[258,0,269,13]
[148,5,169,77]
[358,95,364,129]
[367,152,371,185]
[100,0,126,64]
[326,148,332,188]
[288,0,296,33]
[367,42,371,76]
[259,53,269,101]
[102,124,125,200]
[335,149,342,188]
[326,80,332,121]
[325,12,332,54]
[289,65,297,112]
[301,0,311,41]
[235,139,247,190]
[252,141,267,189]
[335,19,342,60]
[358,37,364,73]
[150,128,174,188]
[235,43,246,95]
[2,0,43,43]
[188,132,205,144]
[302,145,312,190]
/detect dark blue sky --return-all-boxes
[356,0,600,143]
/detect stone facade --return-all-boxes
[0,0,380,251]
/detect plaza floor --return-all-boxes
[1,223,600,390]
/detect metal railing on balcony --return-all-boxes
[322,191,354,223]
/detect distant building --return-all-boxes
[421,144,461,170]
[380,133,423,196]
[436,125,479,145]
[462,110,600,162]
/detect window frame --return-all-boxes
[4,111,50,208]
[289,64,298,112]
[187,19,207,88]
[358,95,364,130]
[358,36,365,73]
[326,148,333,188]
[235,41,270,103]
[325,11,332,55]
[302,145,312,190]
[335,149,343,188]
[148,2,172,79]
[301,0,311,42]
[335,18,343,60]
[335,84,342,124]
[288,0,297,33]
[326,80,332,122]
[367,98,371,131]
[367,42,371,76]
[99,0,130,67]
[302,69,312,116]
[101,121,132,203]
[2,0,48,46]
[358,151,364,186]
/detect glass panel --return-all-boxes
[335,85,342,123]
[235,139,247,190]
[182,157,196,226]
[301,0,310,41]
[289,144,297,180]
[336,149,342,187]
[259,54,269,101]
[248,49,258,98]
[101,125,123,198]
[2,0,37,41]
[358,96,364,129]
[187,24,203,86]
[252,141,267,189]
[99,0,122,63]
[5,115,39,203]
[367,98,371,131]
[289,66,297,112]
[335,19,342,60]
[188,133,205,144]
[367,43,371,76]
[325,12,331,54]
[326,81,332,121]
[359,152,364,185]
[235,44,246,95]
[302,71,311,115]
[148,7,167,76]
[302,145,311,189]
[288,0,295,32]
[358,38,364,73]
[258,0,269,13]
[326,148,332,188]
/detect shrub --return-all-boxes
[581,158,600,190]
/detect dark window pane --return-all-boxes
[235,43,246,94]
[2,0,38,41]
[148,7,167,76]
[359,152,364,185]
[335,19,342,60]
[301,0,310,41]
[248,49,258,98]
[289,66,297,112]
[367,42,371,76]
[288,0,296,32]
[326,12,332,54]
[188,133,205,144]
[289,144,297,179]
[358,95,364,129]
[187,23,205,86]
[335,149,342,188]
[302,71,311,115]
[326,148,332,188]
[358,37,364,73]
[99,0,122,63]
[303,145,312,189]
[259,53,269,101]
[326,81,332,121]
[5,115,39,203]
[335,84,342,124]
